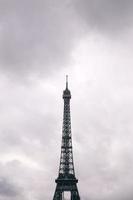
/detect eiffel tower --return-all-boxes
[53,76,80,200]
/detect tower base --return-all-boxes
[53,174,80,200]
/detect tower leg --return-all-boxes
[71,190,80,200]
[53,188,62,200]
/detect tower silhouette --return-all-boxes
[53,76,80,200]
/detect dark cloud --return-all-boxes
[73,0,133,35]
[0,0,133,79]
[0,177,19,197]
[0,0,80,77]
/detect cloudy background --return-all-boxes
[0,0,133,199]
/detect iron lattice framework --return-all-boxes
[53,76,80,200]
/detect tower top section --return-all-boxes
[63,75,71,99]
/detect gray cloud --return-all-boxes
[0,0,133,79]
[73,0,133,35]
[0,161,45,200]
[0,76,61,199]
[0,0,81,78]
[0,177,19,198]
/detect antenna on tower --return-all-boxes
[66,75,68,89]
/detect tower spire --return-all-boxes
[66,75,68,89]
[53,77,80,200]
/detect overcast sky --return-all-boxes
[0,0,133,199]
